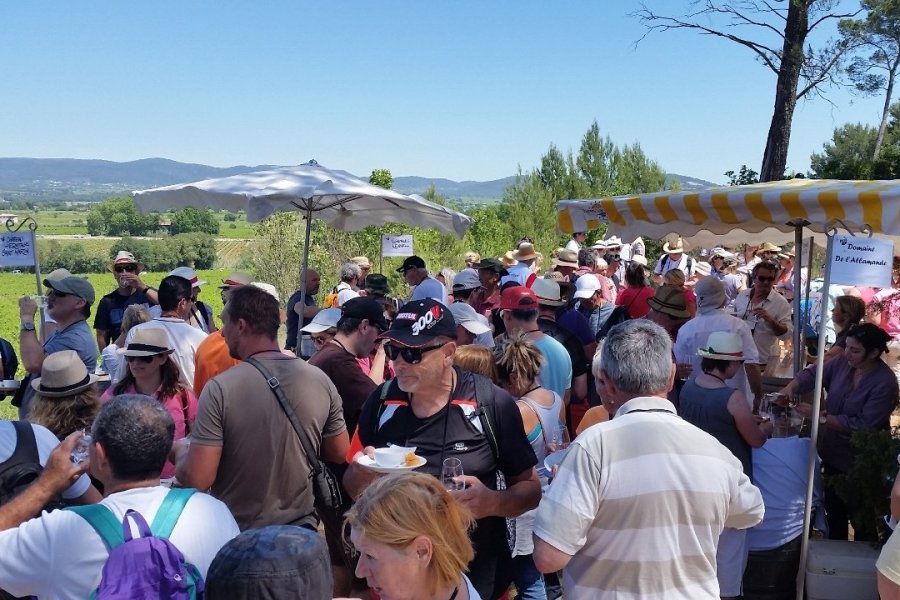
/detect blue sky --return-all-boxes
[0,1,882,185]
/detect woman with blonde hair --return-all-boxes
[493,334,564,600]
[344,471,479,600]
[29,350,99,440]
[453,345,499,382]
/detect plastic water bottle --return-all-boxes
[70,432,92,464]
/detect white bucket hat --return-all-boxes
[698,331,745,361]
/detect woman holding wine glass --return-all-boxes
[679,331,772,600]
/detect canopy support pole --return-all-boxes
[296,206,314,358]
[790,220,808,375]
[796,219,872,599]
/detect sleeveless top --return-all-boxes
[517,391,563,464]
[679,379,752,479]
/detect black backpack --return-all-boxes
[0,421,64,511]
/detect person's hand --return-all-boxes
[752,307,771,321]
[42,431,89,493]
[169,437,190,465]
[343,447,381,499]
[117,271,141,288]
[759,418,775,437]
[448,475,496,519]
[18,296,37,320]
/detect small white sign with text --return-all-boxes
[382,234,413,257]
[829,235,893,287]
[0,232,35,267]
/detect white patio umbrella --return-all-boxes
[132,159,473,316]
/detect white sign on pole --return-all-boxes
[829,235,893,287]
[0,232,35,267]
[381,234,414,257]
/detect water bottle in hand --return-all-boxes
[70,431,92,464]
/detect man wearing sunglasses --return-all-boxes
[17,275,97,419]
[734,262,792,375]
[344,299,540,600]
[94,251,158,351]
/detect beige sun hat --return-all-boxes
[662,237,685,254]
[501,251,519,268]
[350,256,372,269]
[552,249,579,269]
[31,350,98,397]
[513,242,538,262]
[218,271,253,289]
[756,242,782,254]
[118,328,174,357]
[630,255,648,267]
[698,331,745,361]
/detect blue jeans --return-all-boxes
[512,554,547,600]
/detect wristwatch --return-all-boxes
[20,322,35,332]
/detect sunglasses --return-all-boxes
[125,355,155,364]
[755,276,775,282]
[114,264,138,273]
[47,289,71,298]
[384,342,448,364]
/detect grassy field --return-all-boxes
[10,209,256,238]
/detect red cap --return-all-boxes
[500,286,539,310]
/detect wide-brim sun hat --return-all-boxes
[513,242,538,262]
[218,272,253,289]
[630,255,648,267]
[662,237,685,254]
[756,242,782,254]
[31,350,98,397]
[552,249,578,269]
[647,286,690,319]
[698,331,745,361]
[108,250,145,273]
[169,266,207,288]
[118,327,175,357]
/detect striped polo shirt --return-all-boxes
[534,396,764,600]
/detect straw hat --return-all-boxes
[698,331,745,361]
[662,237,685,254]
[31,350,98,397]
[756,242,781,254]
[108,250,144,273]
[218,272,252,289]
[501,251,519,268]
[119,328,174,357]
[531,278,565,306]
[350,256,372,269]
[604,236,623,249]
[591,240,607,251]
[693,261,712,277]
[552,249,578,269]
[513,242,538,262]
[630,255,648,267]
[647,286,690,319]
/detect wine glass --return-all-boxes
[549,425,571,453]
[441,457,465,491]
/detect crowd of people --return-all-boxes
[0,232,899,599]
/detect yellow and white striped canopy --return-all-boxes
[557,179,900,242]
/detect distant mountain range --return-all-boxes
[0,157,717,202]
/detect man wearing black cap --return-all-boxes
[343,299,540,600]
[396,255,447,304]
[307,296,388,598]
[16,275,98,419]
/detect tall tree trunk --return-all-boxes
[874,56,899,160]
[760,0,809,182]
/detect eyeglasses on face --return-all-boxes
[384,342,448,364]
[114,264,137,273]
[125,355,155,364]
[47,289,71,298]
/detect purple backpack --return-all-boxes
[66,488,204,600]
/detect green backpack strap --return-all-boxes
[151,487,196,538]
[65,504,125,550]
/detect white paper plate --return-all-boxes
[544,448,570,473]
[356,454,427,474]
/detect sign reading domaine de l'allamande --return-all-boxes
[830,235,893,288]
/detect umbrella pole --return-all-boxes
[296,208,313,357]
[792,224,803,375]
[796,229,838,600]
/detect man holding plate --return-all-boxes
[343,299,540,600]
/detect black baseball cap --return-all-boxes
[396,255,426,273]
[339,297,390,331]
[378,299,457,347]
